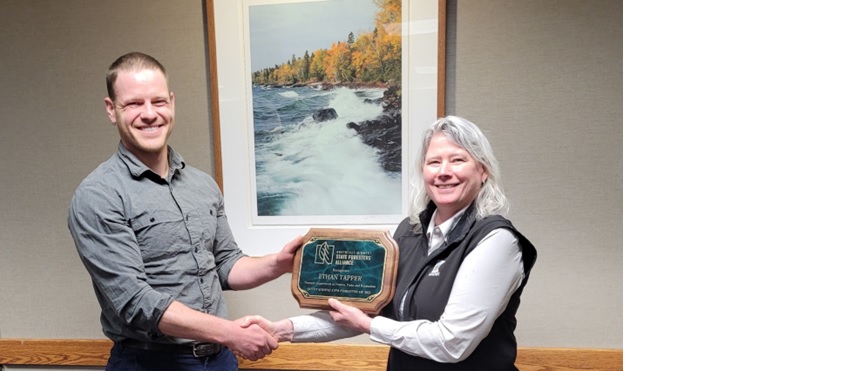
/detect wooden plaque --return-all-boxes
[291,228,399,315]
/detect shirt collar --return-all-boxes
[426,206,469,242]
[116,142,185,179]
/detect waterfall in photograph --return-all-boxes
[252,84,401,217]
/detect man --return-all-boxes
[68,52,300,370]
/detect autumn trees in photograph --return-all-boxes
[251,0,401,88]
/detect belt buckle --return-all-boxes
[192,343,218,358]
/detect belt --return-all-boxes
[121,339,223,358]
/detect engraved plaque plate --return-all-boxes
[291,228,399,315]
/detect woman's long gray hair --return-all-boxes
[408,116,509,232]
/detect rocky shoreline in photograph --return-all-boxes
[311,84,402,173]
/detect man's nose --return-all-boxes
[141,102,157,119]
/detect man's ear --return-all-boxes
[104,97,116,124]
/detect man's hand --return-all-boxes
[238,315,295,343]
[223,321,278,361]
[275,235,304,273]
[328,298,372,334]
[158,301,277,361]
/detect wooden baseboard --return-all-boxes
[0,339,622,370]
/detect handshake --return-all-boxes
[225,298,373,361]
[225,315,287,361]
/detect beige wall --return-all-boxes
[0,0,621,366]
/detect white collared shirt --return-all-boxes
[426,208,465,255]
[291,209,524,363]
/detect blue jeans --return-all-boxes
[106,342,239,371]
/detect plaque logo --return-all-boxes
[314,241,335,265]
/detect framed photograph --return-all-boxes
[206,0,445,255]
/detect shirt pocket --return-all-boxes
[130,208,187,262]
[188,205,218,253]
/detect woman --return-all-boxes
[244,116,537,370]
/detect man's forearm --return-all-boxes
[159,300,281,361]
[226,255,286,290]
[158,301,232,344]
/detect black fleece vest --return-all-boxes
[382,203,538,371]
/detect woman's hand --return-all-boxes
[327,298,373,334]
